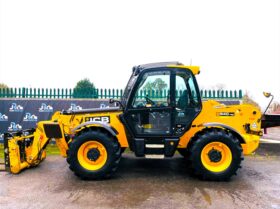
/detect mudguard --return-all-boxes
[203,122,245,143]
[72,121,118,136]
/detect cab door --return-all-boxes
[173,69,202,135]
[124,69,172,137]
[123,68,201,138]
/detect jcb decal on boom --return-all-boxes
[85,116,110,123]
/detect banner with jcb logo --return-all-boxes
[0,99,114,143]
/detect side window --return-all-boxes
[132,71,170,108]
[176,72,199,109]
[176,75,188,110]
[188,76,199,105]
[174,71,200,136]
[128,70,171,135]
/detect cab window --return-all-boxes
[176,72,199,109]
[131,71,170,108]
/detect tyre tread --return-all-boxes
[188,128,243,181]
[66,130,121,180]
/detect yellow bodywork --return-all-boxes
[177,100,262,155]
[4,63,262,174]
[51,111,129,147]
[167,65,200,75]
[6,120,68,173]
[5,109,128,174]
[6,99,261,174]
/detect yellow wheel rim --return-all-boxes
[201,142,232,173]
[77,141,107,171]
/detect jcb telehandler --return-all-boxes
[3,62,263,180]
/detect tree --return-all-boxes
[242,92,260,110]
[0,83,13,96]
[0,83,9,89]
[142,78,168,98]
[143,78,167,92]
[73,78,97,98]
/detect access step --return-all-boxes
[134,138,179,157]
[145,144,164,148]
[145,154,165,159]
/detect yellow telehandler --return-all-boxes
[2,62,263,180]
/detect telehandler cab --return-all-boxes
[2,62,262,180]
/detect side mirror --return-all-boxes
[263,92,274,115]
[109,98,123,109]
[263,92,271,98]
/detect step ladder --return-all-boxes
[145,144,165,159]
[134,138,179,158]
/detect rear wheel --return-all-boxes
[67,130,121,180]
[189,129,243,181]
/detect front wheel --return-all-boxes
[67,130,121,180]
[189,129,243,181]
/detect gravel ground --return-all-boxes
[0,142,280,209]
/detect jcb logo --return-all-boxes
[85,116,110,123]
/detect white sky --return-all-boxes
[0,0,279,108]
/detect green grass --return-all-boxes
[0,144,61,159]
[45,144,61,155]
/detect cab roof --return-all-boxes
[133,61,200,75]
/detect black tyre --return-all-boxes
[67,130,121,180]
[188,129,243,181]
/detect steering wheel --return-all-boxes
[145,96,156,106]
